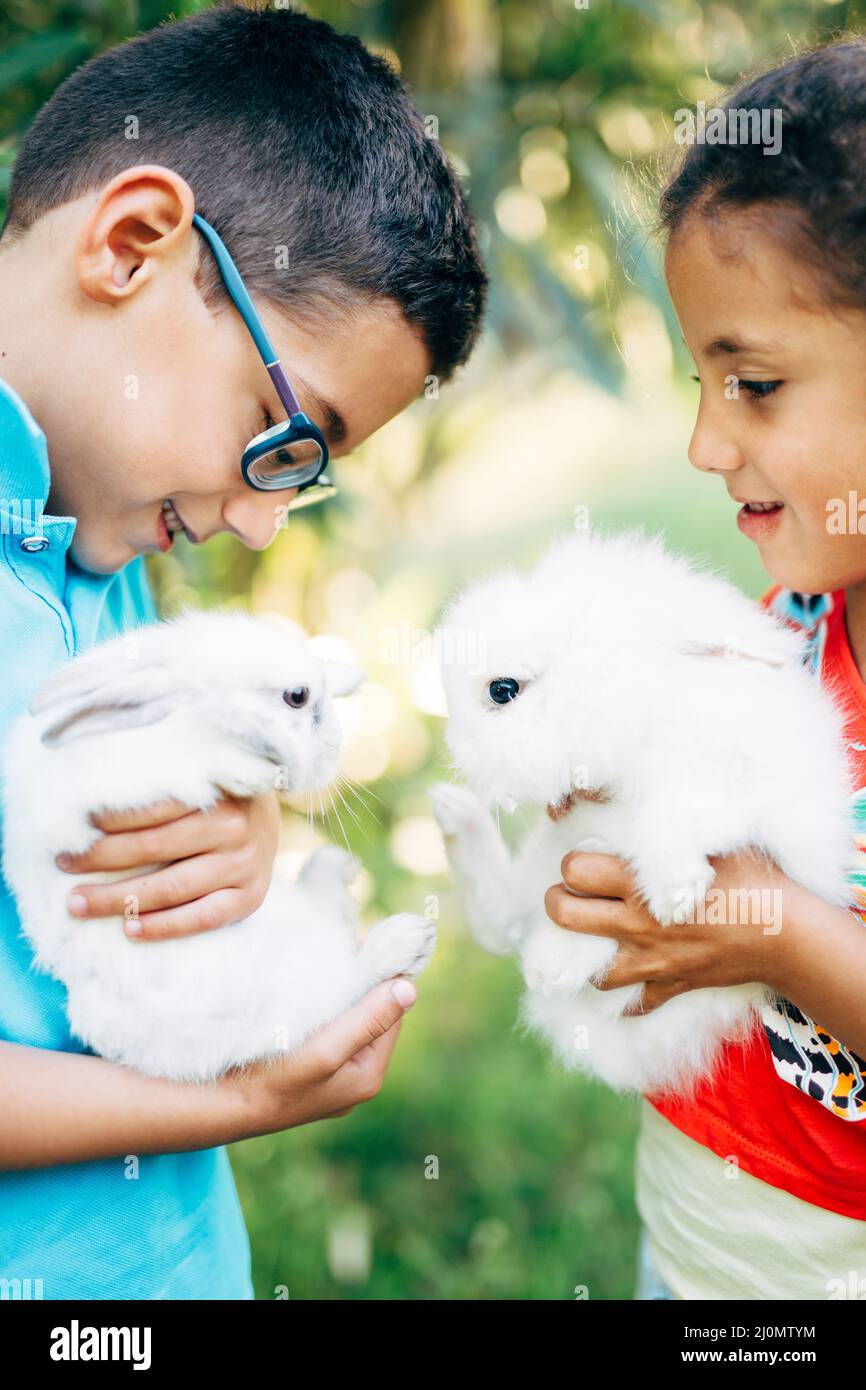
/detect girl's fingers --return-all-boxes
[544,881,627,936]
[592,947,680,993]
[58,809,223,873]
[560,851,635,899]
[66,854,236,922]
[620,979,688,1014]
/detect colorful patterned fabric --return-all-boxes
[760,588,866,1121]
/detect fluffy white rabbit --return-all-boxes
[430,529,854,1096]
[2,611,435,1082]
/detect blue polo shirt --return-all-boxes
[0,377,253,1299]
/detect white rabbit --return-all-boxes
[430,529,854,1097]
[2,611,435,1083]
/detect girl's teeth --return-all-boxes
[746,501,781,513]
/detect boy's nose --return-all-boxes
[220,491,296,550]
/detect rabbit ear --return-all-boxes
[323,660,364,698]
[29,644,165,715]
[34,662,177,749]
[40,697,174,749]
[677,637,791,668]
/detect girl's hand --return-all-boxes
[58,792,281,940]
[544,848,802,1013]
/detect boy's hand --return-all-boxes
[233,977,419,1135]
[59,792,281,940]
[544,848,801,1013]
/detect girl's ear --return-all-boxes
[323,660,364,698]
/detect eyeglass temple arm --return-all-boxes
[192,213,302,418]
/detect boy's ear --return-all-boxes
[75,164,196,305]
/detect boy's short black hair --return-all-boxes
[4,0,487,380]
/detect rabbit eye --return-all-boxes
[283,686,310,709]
[488,678,521,705]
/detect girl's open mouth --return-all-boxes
[736,499,784,540]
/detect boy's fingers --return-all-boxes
[560,851,634,899]
[87,798,195,834]
[66,854,228,920]
[312,979,416,1077]
[352,1008,404,1069]
[127,888,249,940]
[58,811,220,872]
[329,1018,405,1111]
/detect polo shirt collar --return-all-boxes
[0,374,78,554]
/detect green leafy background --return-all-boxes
[1,0,854,1299]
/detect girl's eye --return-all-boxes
[488,677,521,705]
[739,379,781,400]
[690,375,782,402]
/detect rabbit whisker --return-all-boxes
[332,780,373,846]
[336,775,381,826]
[342,773,387,809]
[325,785,351,851]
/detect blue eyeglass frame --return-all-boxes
[192,213,335,503]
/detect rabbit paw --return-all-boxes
[521,923,615,999]
[429,782,486,839]
[299,845,360,890]
[573,836,616,855]
[641,858,716,927]
[362,913,437,982]
[298,847,360,927]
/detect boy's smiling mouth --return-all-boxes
[157,499,198,551]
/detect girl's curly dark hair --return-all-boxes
[661,38,866,309]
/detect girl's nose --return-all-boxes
[688,395,746,475]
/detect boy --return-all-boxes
[0,1,486,1298]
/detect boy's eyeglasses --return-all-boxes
[192,213,337,510]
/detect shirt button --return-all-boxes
[19,536,49,553]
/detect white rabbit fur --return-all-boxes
[2,611,435,1082]
[430,529,854,1097]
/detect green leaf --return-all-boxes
[0,31,91,94]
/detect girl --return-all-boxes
[545,39,866,1299]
